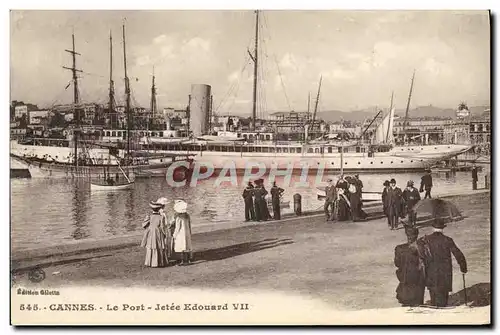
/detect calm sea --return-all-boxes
[10,168,486,252]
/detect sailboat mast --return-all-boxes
[123,24,131,161]
[251,10,259,131]
[109,31,115,128]
[309,76,322,142]
[403,70,415,133]
[307,92,311,120]
[150,66,157,130]
[386,90,394,143]
[63,33,81,167]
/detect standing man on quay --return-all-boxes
[472,164,478,190]
[420,218,468,307]
[270,181,285,220]
[242,181,255,222]
[324,178,337,221]
[387,179,403,230]
[403,180,421,227]
[420,169,433,199]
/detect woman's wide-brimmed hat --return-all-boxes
[149,201,163,210]
[174,200,188,214]
[156,197,168,206]
[383,180,390,187]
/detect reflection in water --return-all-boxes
[10,169,487,251]
[71,180,90,240]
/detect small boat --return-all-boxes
[90,180,134,191]
[316,186,381,202]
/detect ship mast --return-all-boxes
[150,66,157,131]
[108,31,115,128]
[403,70,415,134]
[386,90,394,143]
[122,24,131,164]
[63,33,82,167]
[307,92,311,120]
[248,10,259,131]
[309,76,322,143]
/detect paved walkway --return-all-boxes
[12,192,490,311]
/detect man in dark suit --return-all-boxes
[472,164,478,190]
[324,178,337,221]
[420,169,433,199]
[402,180,421,227]
[419,218,468,307]
[394,226,426,307]
[242,181,255,222]
[387,179,403,230]
[270,181,285,220]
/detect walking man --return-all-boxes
[420,169,433,199]
[324,178,337,221]
[242,181,255,222]
[387,179,403,230]
[402,180,421,227]
[419,218,468,307]
[472,164,478,190]
[394,226,426,307]
[270,181,285,220]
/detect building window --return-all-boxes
[159,132,163,137]
[338,147,342,153]
[358,162,361,165]
[270,147,275,153]
[315,148,320,153]
[296,148,302,153]
[262,147,269,153]
[283,148,289,153]
[308,148,313,153]
[112,131,116,137]
[290,148,295,153]
[277,148,282,153]
[265,135,270,140]
[345,162,348,165]
[356,147,360,153]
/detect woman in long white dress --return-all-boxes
[172,200,193,266]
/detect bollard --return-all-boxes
[293,193,302,216]
[485,174,490,189]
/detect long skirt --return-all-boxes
[337,198,350,221]
[144,248,168,268]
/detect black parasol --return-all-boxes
[413,198,463,221]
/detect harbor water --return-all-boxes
[10,169,487,252]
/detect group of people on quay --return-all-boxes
[242,179,285,222]
[141,198,193,268]
[394,220,468,307]
[323,174,368,222]
[382,170,434,230]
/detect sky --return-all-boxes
[10,10,490,116]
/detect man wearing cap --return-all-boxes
[270,181,285,220]
[403,180,421,227]
[419,218,468,307]
[382,180,391,227]
[394,226,426,307]
[420,169,433,199]
[242,181,256,222]
[324,178,337,221]
[387,179,403,230]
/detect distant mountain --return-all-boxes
[315,104,490,123]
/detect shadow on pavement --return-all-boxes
[193,238,294,263]
[423,282,491,307]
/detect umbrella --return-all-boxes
[413,198,463,221]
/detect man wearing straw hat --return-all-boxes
[419,218,468,307]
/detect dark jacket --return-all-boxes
[354,178,363,195]
[419,232,467,292]
[403,187,421,209]
[253,186,268,201]
[472,168,478,181]
[242,186,254,202]
[270,186,284,202]
[394,240,426,285]
[420,174,433,191]
[387,187,403,208]
[325,184,337,202]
